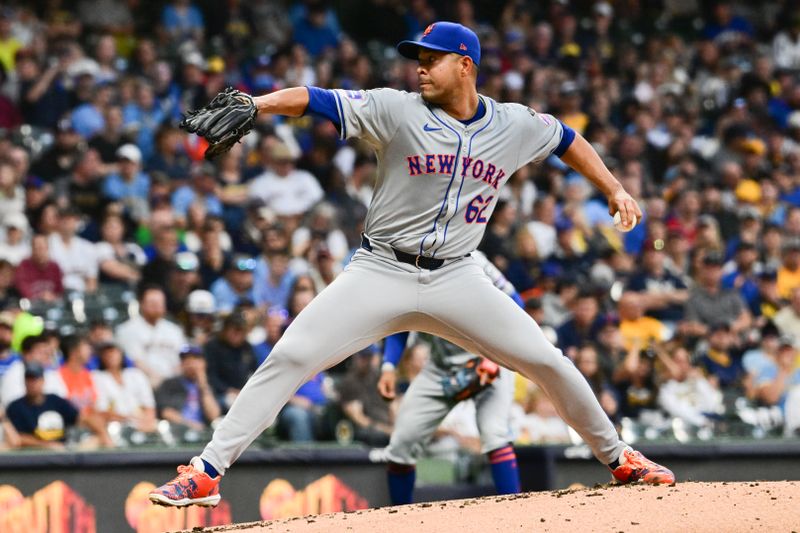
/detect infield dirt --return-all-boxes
[181,480,800,533]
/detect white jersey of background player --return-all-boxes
[150,21,673,508]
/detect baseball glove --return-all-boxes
[441,357,501,401]
[180,87,258,160]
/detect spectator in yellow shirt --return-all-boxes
[777,238,800,300]
[618,291,668,351]
[0,10,22,73]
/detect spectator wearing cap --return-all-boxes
[16,51,73,132]
[115,285,186,387]
[774,287,800,347]
[696,322,745,390]
[103,144,151,219]
[247,142,324,222]
[70,79,113,139]
[5,362,78,449]
[626,237,689,326]
[92,341,156,433]
[31,119,82,183]
[184,290,216,346]
[682,251,752,338]
[164,251,202,320]
[291,202,350,265]
[777,237,800,300]
[47,205,98,293]
[0,211,31,265]
[1,334,66,407]
[203,311,257,410]
[94,213,146,288]
[14,233,64,301]
[210,254,258,314]
[171,162,224,222]
[722,241,763,316]
[155,344,220,431]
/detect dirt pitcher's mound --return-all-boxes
[186,481,800,533]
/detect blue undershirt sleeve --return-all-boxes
[554,121,576,157]
[511,291,525,309]
[383,332,410,367]
[304,86,341,129]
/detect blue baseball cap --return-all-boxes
[397,22,480,66]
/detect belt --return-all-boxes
[361,234,452,270]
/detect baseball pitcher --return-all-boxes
[150,21,674,508]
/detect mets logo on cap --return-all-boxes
[423,24,435,37]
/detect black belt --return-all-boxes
[361,235,449,270]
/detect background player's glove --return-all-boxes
[441,357,500,401]
[180,87,258,160]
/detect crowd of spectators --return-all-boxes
[2,0,800,455]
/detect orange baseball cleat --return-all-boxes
[149,456,222,507]
[610,447,675,485]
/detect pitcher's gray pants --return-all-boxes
[202,248,625,474]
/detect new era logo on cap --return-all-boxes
[460,43,467,51]
[423,24,435,36]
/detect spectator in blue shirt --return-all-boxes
[6,362,78,448]
[722,241,762,316]
[254,249,297,310]
[154,345,220,431]
[292,3,340,57]
[161,0,204,44]
[0,312,18,381]
[277,370,329,442]
[210,254,258,313]
[172,162,224,221]
[103,144,151,221]
[122,80,165,161]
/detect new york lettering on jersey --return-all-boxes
[406,153,505,190]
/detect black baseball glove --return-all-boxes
[180,87,258,160]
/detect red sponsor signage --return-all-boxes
[259,474,369,520]
[0,481,95,533]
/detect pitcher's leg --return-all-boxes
[420,262,624,465]
[202,256,418,474]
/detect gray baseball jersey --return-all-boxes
[331,89,564,258]
[199,89,625,476]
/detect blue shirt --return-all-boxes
[295,373,328,406]
[722,270,761,316]
[161,4,204,34]
[103,171,151,201]
[171,185,223,218]
[6,394,78,441]
[210,277,257,313]
[0,352,20,380]
[71,103,105,139]
[253,257,296,309]
[180,380,203,423]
